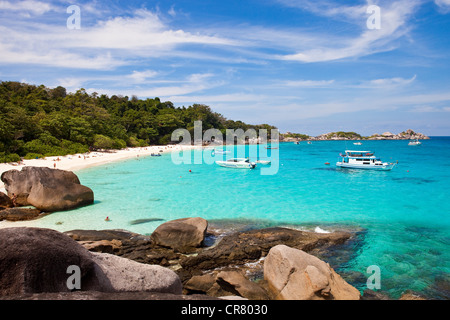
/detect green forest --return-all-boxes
[0,81,276,163]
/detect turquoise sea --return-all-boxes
[16,138,450,299]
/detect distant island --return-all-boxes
[281,129,430,142]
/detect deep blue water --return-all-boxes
[16,137,450,298]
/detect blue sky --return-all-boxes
[1,0,450,135]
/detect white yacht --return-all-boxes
[336,150,396,171]
[215,158,256,169]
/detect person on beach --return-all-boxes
[11,193,17,207]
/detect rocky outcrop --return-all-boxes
[295,129,430,141]
[264,245,361,300]
[0,207,42,221]
[64,225,356,300]
[180,227,352,273]
[313,132,362,141]
[216,271,269,300]
[184,270,269,300]
[65,229,144,242]
[150,217,208,253]
[91,252,182,294]
[1,167,94,212]
[0,192,13,208]
[0,227,182,297]
[368,129,429,140]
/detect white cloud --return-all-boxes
[163,93,263,104]
[127,70,158,82]
[435,0,450,13]
[280,0,421,62]
[55,77,86,90]
[0,8,236,70]
[367,74,417,87]
[168,5,177,17]
[187,73,215,83]
[283,79,335,87]
[0,0,55,15]
[65,9,235,50]
[276,0,367,23]
[410,105,450,112]
[85,72,223,98]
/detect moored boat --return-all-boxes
[215,158,256,169]
[336,150,396,171]
[213,148,231,154]
[408,139,422,146]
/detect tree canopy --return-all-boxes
[0,81,276,162]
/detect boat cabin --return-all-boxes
[340,150,384,166]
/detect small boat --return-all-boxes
[336,150,396,171]
[151,153,161,157]
[294,141,300,145]
[256,160,271,165]
[353,142,362,145]
[213,149,230,154]
[408,139,421,146]
[307,141,312,144]
[265,146,279,149]
[215,158,256,169]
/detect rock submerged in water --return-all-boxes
[264,244,361,300]
[1,166,94,212]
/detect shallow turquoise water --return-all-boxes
[16,138,450,298]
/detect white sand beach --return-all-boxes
[0,144,200,194]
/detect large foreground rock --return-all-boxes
[0,227,101,296]
[264,245,360,300]
[0,227,182,297]
[91,252,182,294]
[1,167,94,211]
[150,217,208,253]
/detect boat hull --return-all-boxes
[215,161,256,169]
[336,162,395,171]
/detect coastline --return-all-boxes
[0,144,200,194]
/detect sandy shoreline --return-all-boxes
[0,144,200,194]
